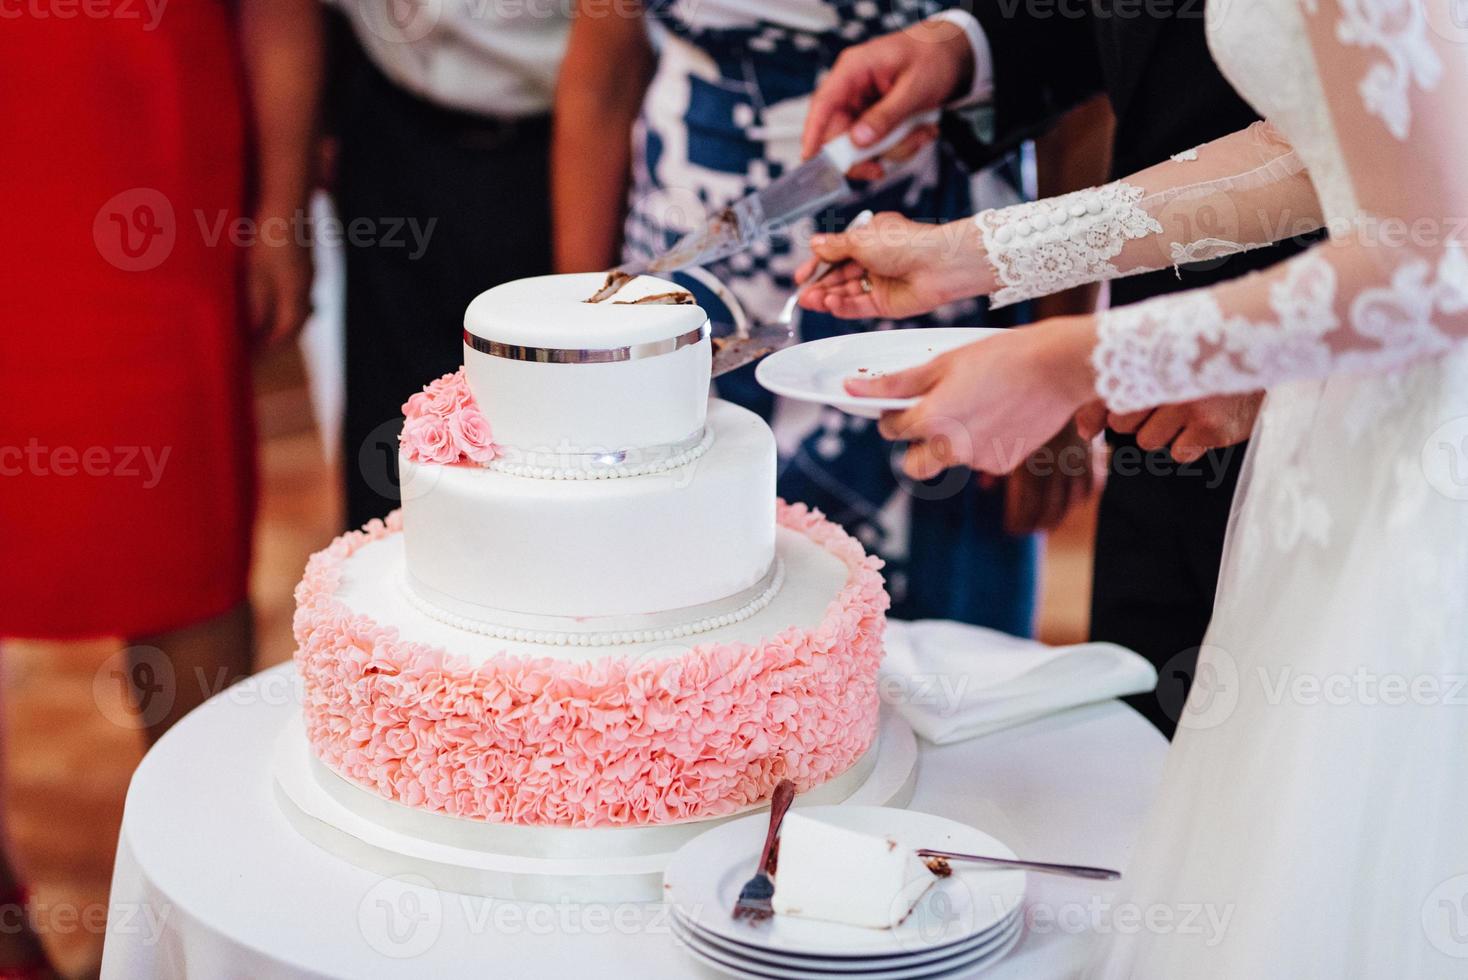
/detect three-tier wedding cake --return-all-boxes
[292,273,889,831]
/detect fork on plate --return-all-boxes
[711,210,874,378]
[730,778,797,922]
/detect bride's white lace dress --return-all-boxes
[964,0,1468,973]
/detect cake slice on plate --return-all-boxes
[771,812,938,929]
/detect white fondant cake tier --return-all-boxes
[462,273,711,455]
[400,400,775,623]
[335,523,848,665]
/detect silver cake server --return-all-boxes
[619,111,938,279]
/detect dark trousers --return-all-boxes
[334,48,552,529]
[1090,436,1246,738]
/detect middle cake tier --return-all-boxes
[399,399,776,633]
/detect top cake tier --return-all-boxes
[463,273,711,463]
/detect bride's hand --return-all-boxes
[845,317,1098,479]
[795,213,989,320]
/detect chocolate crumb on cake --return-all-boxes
[585,270,635,303]
[613,291,695,305]
[921,856,954,878]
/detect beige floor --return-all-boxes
[5,346,1093,975]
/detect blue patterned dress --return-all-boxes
[622,0,1037,634]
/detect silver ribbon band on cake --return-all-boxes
[463,321,710,364]
[487,425,712,480]
[399,557,786,647]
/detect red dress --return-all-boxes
[0,3,256,639]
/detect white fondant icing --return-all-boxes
[396,558,785,647]
[400,400,775,621]
[463,273,712,454]
[334,526,849,665]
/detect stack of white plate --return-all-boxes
[663,806,1026,979]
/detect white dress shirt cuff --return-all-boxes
[928,9,995,108]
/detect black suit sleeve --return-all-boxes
[940,1,1104,169]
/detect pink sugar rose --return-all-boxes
[400,412,458,464]
[400,388,431,420]
[400,369,498,465]
[450,406,499,463]
[421,372,475,417]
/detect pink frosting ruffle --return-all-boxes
[291,501,888,827]
[399,369,500,465]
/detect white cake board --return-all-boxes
[272,708,917,904]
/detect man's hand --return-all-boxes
[801,19,975,179]
[1004,421,1103,534]
[1076,392,1264,463]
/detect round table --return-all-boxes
[100,663,1167,979]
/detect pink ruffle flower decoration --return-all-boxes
[399,368,501,465]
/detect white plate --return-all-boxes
[664,805,1026,958]
[755,328,1003,419]
[674,905,1020,971]
[672,913,1023,980]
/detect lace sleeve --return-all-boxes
[977,121,1323,308]
[1089,0,1468,413]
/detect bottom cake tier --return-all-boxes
[292,500,889,828]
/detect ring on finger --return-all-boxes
[859,276,873,294]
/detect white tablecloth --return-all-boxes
[100,662,1167,979]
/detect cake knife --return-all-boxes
[618,111,939,279]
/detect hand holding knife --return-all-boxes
[618,110,940,280]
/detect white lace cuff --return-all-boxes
[975,183,1164,309]
[1090,243,1468,414]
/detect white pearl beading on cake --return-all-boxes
[485,427,715,480]
[397,558,786,647]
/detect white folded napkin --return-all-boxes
[878,619,1157,744]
